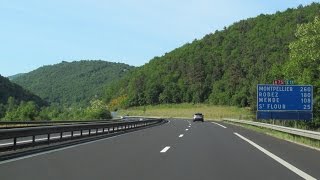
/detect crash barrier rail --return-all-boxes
[0,118,165,152]
[0,116,149,127]
[0,119,120,124]
[0,119,122,125]
[223,118,320,141]
[0,119,126,129]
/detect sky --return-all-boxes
[0,0,318,77]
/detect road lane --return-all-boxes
[0,119,318,180]
[221,121,320,179]
[151,121,302,180]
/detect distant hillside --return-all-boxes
[8,73,25,81]
[0,75,46,106]
[105,3,320,110]
[13,60,134,106]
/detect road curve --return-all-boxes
[0,119,319,180]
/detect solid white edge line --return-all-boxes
[179,134,184,138]
[234,132,316,180]
[160,146,170,153]
[17,140,32,144]
[212,122,227,129]
[0,143,13,147]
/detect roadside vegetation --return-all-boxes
[0,97,111,121]
[117,103,252,120]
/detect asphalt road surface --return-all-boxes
[0,119,319,180]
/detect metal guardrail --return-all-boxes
[223,118,320,141]
[0,118,165,152]
[0,119,125,129]
[0,119,120,125]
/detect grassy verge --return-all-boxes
[226,121,320,150]
[117,103,252,120]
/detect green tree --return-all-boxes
[85,99,112,120]
[0,104,6,119]
[6,97,17,112]
[4,101,39,121]
[284,17,320,84]
[17,101,39,120]
[284,16,320,117]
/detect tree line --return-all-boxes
[0,97,111,121]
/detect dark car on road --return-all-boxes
[193,113,204,122]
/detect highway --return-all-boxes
[0,119,319,180]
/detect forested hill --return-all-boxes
[13,60,134,106]
[105,3,320,110]
[8,73,25,81]
[0,75,46,106]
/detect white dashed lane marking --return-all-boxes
[160,146,171,153]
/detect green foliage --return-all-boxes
[4,100,39,121]
[1,99,112,121]
[0,104,6,118]
[106,3,320,112]
[284,17,320,85]
[0,75,47,107]
[13,60,134,106]
[284,16,320,121]
[8,73,25,81]
[0,75,46,120]
[85,99,112,120]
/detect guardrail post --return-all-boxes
[13,137,17,150]
[47,134,50,144]
[32,135,36,146]
[81,130,83,136]
[89,129,91,135]
[60,132,63,139]
[71,131,74,139]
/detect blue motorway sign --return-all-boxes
[257,85,313,111]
